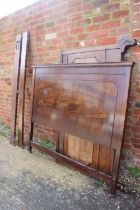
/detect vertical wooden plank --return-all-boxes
[28,68,36,152]
[98,145,114,175]
[78,138,93,165]
[67,135,80,160]
[60,51,64,64]
[18,31,29,147]
[10,34,22,145]
[63,133,68,155]
[58,132,64,154]
[91,144,100,169]
[64,136,94,166]
[55,131,60,152]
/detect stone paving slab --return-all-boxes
[0,136,139,210]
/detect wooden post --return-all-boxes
[18,32,29,147]
[10,34,22,145]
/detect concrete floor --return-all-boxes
[0,136,139,210]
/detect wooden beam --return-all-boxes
[10,34,22,145]
[18,31,29,147]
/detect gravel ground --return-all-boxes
[118,162,140,195]
[0,136,140,210]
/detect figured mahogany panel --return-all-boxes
[67,50,106,63]
[35,77,117,146]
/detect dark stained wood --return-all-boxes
[68,50,106,63]
[98,145,114,175]
[29,63,132,194]
[60,44,121,64]
[106,49,121,62]
[31,62,132,68]
[63,133,68,154]
[10,34,22,145]
[34,74,119,146]
[60,38,138,64]
[18,32,29,147]
[28,68,36,152]
[58,132,64,154]
[55,131,60,153]
[91,143,100,170]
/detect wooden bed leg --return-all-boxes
[109,179,116,194]
[110,150,120,195]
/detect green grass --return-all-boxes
[39,139,55,149]
[0,120,10,138]
[128,166,140,178]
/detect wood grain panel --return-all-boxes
[91,144,100,170]
[68,50,105,63]
[98,145,114,175]
[35,79,117,146]
[64,135,93,165]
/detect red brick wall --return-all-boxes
[0,0,140,167]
